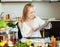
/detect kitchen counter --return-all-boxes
[0,27,18,40]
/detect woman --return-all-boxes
[18,3,52,38]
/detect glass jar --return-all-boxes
[5,14,10,20]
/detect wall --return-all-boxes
[1,2,60,20]
[0,3,2,15]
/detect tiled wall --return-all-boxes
[0,3,2,15]
[0,2,60,20]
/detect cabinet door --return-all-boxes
[1,0,32,2]
[32,0,59,1]
[50,0,59,1]
[33,0,44,1]
[32,0,50,1]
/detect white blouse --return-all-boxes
[19,16,45,37]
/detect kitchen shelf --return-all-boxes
[0,0,59,3]
[49,1,60,3]
[0,0,60,3]
[1,1,33,3]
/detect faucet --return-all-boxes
[0,12,4,20]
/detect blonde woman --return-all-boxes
[18,3,52,38]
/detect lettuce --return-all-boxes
[0,20,8,28]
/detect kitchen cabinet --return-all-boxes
[32,0,50,1]
[1,0,60,3]
[1,0,32,1]
[33,0,60,1]
[1,0,46,2]
[50,0,60,1]
[51,21,60,37]
[44,21,60,39]
[1,0,32,3]
[0,0,52,2]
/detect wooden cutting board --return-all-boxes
[0,27,9,31]
[5,19,17,22]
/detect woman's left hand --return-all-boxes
[32,27,40,31]
[45,22,52,29]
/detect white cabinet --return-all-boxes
[1,0,60,2]
[50,0,59,1]
[33,0,43,1]
[1,0,32,1]
[1,0,51,2]
[33,0,49,1]
[33,0,60,1]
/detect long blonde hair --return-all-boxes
[21,3,36,22]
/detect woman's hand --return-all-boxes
[45,22,52,29]
[33,27,40,31]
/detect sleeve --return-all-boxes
[44,22,52,29]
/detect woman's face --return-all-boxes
[27,7,35,19]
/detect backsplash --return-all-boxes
[0,3,2,14]
[0,2,60,20]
